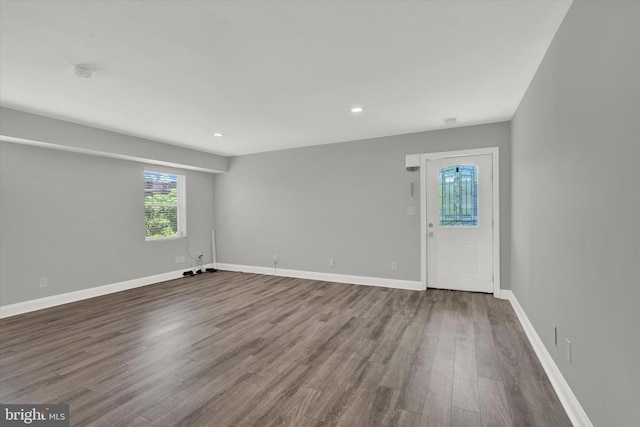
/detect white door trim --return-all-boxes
[418,147,500,296]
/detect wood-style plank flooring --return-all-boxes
[0,271,571,426]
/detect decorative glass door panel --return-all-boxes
[439,165,478,227]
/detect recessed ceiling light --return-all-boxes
[444,117,458,125]
[73,64,93,79]
[213,133,223,137]
[350,106,363,113]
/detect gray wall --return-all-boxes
[0,141,215,305]
[213,122,511,286]
[510,1,640,426]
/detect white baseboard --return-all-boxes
[0,265,213,319]
[500,290,593,427]
[216,263,424,291]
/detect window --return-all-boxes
[144,171,186,240]
[439,165,478,227]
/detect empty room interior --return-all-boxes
[0,1,638,426]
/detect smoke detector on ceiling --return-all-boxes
[73,65,93,79]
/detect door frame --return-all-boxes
[419,147,500,296]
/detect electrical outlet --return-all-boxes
[329,258,335,267]
[565,338,571,363]
[391,261,398,271]
[553,324,557,346]
[273,254,278,262]
[175,256,185,263]
[39,277,48,288]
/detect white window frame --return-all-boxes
[144,170,187,241]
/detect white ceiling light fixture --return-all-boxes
[350,106,363,113]
[213,132,223,137]
[73,64,93,79]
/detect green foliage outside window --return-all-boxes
[145,190,178,238]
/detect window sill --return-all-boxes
[145,236,184,242]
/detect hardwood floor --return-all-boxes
[0,271,571,426]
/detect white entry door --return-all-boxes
[425,154,494,293]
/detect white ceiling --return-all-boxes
[0,0,572,157]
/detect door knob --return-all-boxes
[428,223,434,228]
